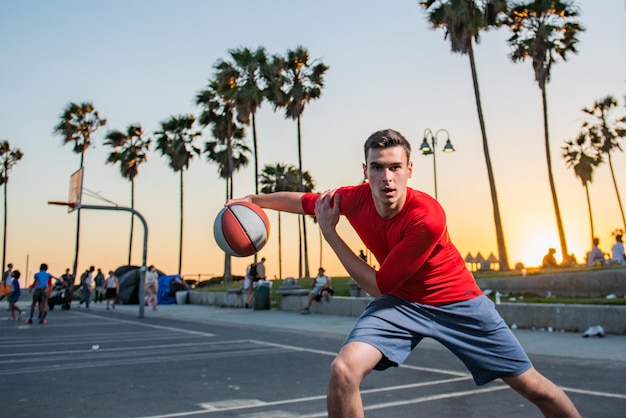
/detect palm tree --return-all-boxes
[53,102,107,281]
[506,0,584,262]
[216,47,269,196]
[205,138,251,202]
[197,69,251,282]
[260,163,314,279]
[562,132,602,245]
[421,0,511,271]
[196,79,244,200]
[154,115,202,276]
[0,141,23,271]
[581,95,626,231]
[269,46,329,277]
[205,135,250,283]
[104,124,151,265]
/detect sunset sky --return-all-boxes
[0,1,624,283]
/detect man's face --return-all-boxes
[363,146,412,215]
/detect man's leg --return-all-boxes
[327,341,382,418]
[503,367,581,418]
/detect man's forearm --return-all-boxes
[324,232,381,297]
[248,192,306,214]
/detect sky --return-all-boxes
[0,0,625,283]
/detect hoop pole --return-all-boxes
[50,203,149,318]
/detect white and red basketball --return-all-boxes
[213,202,270,257]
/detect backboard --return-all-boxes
[68,167,84,212]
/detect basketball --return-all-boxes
[213,202,270,257]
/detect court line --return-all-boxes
[140,377,475,418]
[75,311,217,337]
[249,339,470,378]
[563,387,626,400]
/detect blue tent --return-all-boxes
[157,274,180,305]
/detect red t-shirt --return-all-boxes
[301,184,482,305]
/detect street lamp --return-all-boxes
[419,128,455,200]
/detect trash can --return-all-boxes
[175,290,188,304]
[254,281,271,310]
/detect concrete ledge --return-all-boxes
[189,290,244,308]
[495,303,626,335]
[476,268,626,297]
[188,290,626,335]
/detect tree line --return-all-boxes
[53,46,327,282]
[421,0,624,269]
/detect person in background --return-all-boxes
[105,270,119,310]
[145,265,158,311]
[7,270,23,320]
[611,233,625,265]
[243,264,255,309]
[0,262,13,301]
[28,263,55,324]
[60,268,74,301]
[78,266,94,309]
[301,267,333,314]
[587,237,606,266]
[255,257,266,281]
[541,248,559,269]
[93,268,105,303]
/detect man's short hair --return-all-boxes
[364,129,412,163]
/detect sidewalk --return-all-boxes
[65,301,626,363]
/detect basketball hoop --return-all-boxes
[48,201,77,212]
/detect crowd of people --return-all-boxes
[541,231,626,270]
[1,262,191,322]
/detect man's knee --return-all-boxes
[329,356,364,390]
[504,369,560,404]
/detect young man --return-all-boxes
[301,267,333,314]
[78,266,94,309]
[28,263,55,324]
[228,129,580,417]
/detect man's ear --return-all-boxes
[362,163,368,180]
[407,161,413,178]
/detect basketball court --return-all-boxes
[1,302,625,417]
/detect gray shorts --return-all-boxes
[344,294,532,385]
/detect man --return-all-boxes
[78,266,94,309]
[301,267,333,314]
[255,257,266,281]
[541,248,559,269]
[28,263,55,324]
[0,262,13,301]
[94,268,105,303]
[60,268,74,300]
[228,129,580,417]
[587,237,605,266]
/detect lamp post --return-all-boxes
[419,128,455,200]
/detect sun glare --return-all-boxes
[517,230,561,268]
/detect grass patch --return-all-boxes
[194,270,626,306]
[487,293,626,305]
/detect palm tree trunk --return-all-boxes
[2,179,7,272]
[278,211,282,280]
[541,85,569,260]
[319,227,323,268]
[298,216,303,278]
[252,113,259,195]
[128,179,135,266]
[585,184,594,245]
[178,170,184,276]
[468,46,510,271]
[296,116,311,278]
[607,154,626,231]
[223,179,232,283]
